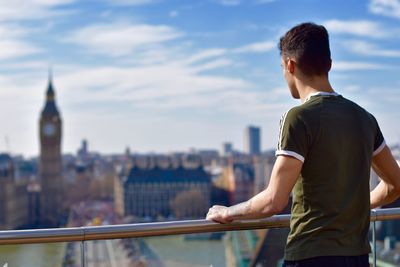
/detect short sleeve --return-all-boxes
[276,108,309,162]
[371,115,385,156]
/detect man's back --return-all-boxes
[206,22,399,267]
[278,93,385,260]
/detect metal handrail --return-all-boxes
[0,208,399,245]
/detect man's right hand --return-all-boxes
[206,205,233,224]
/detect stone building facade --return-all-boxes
[0,154,29,230]
[115,160,211,220]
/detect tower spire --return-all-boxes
[46,67,55,101]
[49,66,53,84]
[41,69,59,116]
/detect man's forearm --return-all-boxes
[370,181,400,209]
[370,146,400,209]
[207,155,301,223]
[227,200,253,219]
[226,190,283,220]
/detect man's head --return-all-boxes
[279,22,331,76]
[279,23,332,98]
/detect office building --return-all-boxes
[244,126,261,155]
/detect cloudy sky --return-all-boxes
[1,0,400,156]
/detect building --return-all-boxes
[221,142,233,156]
[253,152,275,194]
[115,158,211,220]
[215,159,254,205]
[27,181,41,227]
[0,154,29,230]
[39,74,63,227]
[77,139,89,159]
[244,126,261,155]
[229,163,254,204]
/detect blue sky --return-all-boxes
[1,0,400,156]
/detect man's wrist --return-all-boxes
[227,200,252,219]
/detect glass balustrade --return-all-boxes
[0,242,78,267]
[82,228,290,267]
[0,208,399,267]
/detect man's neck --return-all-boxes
[296,76,334,103]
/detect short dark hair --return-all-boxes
[279,22,331,76]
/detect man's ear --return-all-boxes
[287,59,296,74]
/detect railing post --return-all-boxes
[371,209,377,267]
[81,241,85,267]
[81,226,86,267]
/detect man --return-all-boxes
[206,22,400,267]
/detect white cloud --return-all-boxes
[0,0,76,21]
[324,19,389,38]
[0,24,41,59]
[56,63,251,104]
[369,0,400,18]
[185,48,228,64]
[63,21,235,69]
[190,58,233,73]
[332,61,385,71]
[215,0,241,6]
[0,23,30,38]
[344,40,400,57]
[233,41,275,53]
[108,0,158,5]
[0,72,49,156]
[0,61,49,71]
[63,22,183,57]
[0,2,73,58]
[0,40,41,60]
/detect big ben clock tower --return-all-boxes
[39,73,63,227]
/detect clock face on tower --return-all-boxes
[43,123,56,137]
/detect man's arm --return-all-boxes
[206,155,302,223]
[370,145,400,209]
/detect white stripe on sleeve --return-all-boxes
[277,110,289,150]
[275,150,305,162]
[373,140,386,156]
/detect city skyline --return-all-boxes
[1,0,400,156]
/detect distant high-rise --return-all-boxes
[244,126,261,155]
[82,139,88,154]
[222,142,233,156]
[78,139,88,158]
[39,73,63,227]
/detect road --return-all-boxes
[85,239,131,267]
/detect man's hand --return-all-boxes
[206,205,233,224]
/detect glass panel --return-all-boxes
[0,242,82,267]
[83,228,290,267]
[373,219,400,266]
[83,239,134,266]
[369,221,376,267]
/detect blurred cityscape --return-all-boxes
[1,74,400,266]
[0,0,400,265]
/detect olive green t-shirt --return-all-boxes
[276,92,385,261]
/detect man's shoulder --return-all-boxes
[338,96,376,121]
[283,102,320,124]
